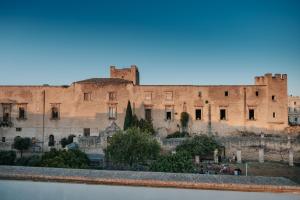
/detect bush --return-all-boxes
[16,155,41,166]
[39,149,89,168]
[166,131,189,139]
[0,150,16,165]
[180,112,189,130]
[105,127,160,167]
[60,134,75,148]
[176,135,220,158]
[150,151,194,173]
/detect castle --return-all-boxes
[0,65,288,150]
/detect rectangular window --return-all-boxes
[108,92,117,101]
[198,91,202,98]
[249,109,255,120]
[165,91,173,101]
[16,127,22,132]
[83,128,90,137]
[2,104,11,122]
[1,137,5,142]
[165,106,173,120]
[220,109,226,120]
[225,91,229,96]
[256,91,259,96]
[18,107,26,120]
[294,101,297,105]
[295,117,298,122]
[145,92,152,101]
[272,95,276,101]
[166,111,172,120]
[108,106,117,119]
[273,112,276,118]
[50,104,60,120]
[145,109,152,122]
[195,109,202,120]
[83,93,91,101]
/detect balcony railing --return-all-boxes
[0,117,14,127]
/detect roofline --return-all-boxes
[137,84,267,87]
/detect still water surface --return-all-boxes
[0,180,299,200]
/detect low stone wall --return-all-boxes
[0,166,299,193]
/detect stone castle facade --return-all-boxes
[288,96,300,125]
[0,65,288,150]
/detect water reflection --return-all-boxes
[0,180,299,200]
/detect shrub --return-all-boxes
[150,151,194,173]
[13,136,31,157]
[176,135,220,158]
[39,149,89,168]
[166,131,189,139]
[180,112,189,131]
[60,134,75,148]
[16,155,41,166]
[0,150,16,165]
[105,127,160,167]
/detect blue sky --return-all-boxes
[0,0,299,95]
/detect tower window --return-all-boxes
[108,92,117,101]
[198,91,202,98]
[294,102,297,105]
[225,91,229,96]
[256,91,259,96]
[272,95,276,101]
[220,109,227,120]
[83,128,90,137]
[51,105,60,120]
[166,111,172,120]
[145,109,152,122]
[249,109,255,120]
[83,93,91,101]
[195,109,202,120]
[273,112,276,118]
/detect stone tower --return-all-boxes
[110,65,140,85]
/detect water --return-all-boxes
[0,180,299,200]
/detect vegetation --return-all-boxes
[166,131,189,139]
[150,151,194,173]
[60,134,76,148]
[176,135,220,158]
[0,150,16,165]
[123,100,133,130]
[16,155,41,166]
[180,112,189,131]
[13,136,31,157]
[39,149,89,168]
[105,127,160,167]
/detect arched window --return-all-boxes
[48,135,55,146]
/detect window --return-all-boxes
[145,92,152,101]
[51,104,60,120]
[2,104,11,122]
[220,109,226,120]
[108,92,117,101]
[19,107,26,120]
[294,102,297,105]
[108,106,117,119]
[165,106,173,120]
[273,112,276,118]
[83,128,90,137]
[295,117,298,122]
[198,91,202,98]
[256,91,259,96]
[165,91,173,101]
[225,91,229,96]
[48,135,55,146]
[83,93,91,101]
[272,95,276,101]
[145,109,152,122]
[1,137,5,143]
[16,127,22,132]
[249,109,255,120]
[195,109,202,120]
[166,111,172,120]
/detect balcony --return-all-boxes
[0,117,14,128]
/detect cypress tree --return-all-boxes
[123,100,133,130]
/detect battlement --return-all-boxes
[110,65,140,85]
[255,73,287,85]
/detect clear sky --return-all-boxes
[0,0,299,95]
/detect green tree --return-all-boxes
[176,135,220,158]
[13,136,31,158]
[123,101,133,130]
[150,151,194,173]
[0,150,16,165]
[60,134,75,148]
[105,127,160,167]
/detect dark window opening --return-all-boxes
[48,135,55,146]
[84,128,90,137]
[273,112,276,118]
[249,109,255,120]
[220,109,226,120]
[16,127,22,132]
[295,117,298,122]
[294,102,297,105]
[195,109,202,120]
[166,111,172,120]
[51,107,60,120]
[272,95,276,101]
[145,109,152,122]
[225,91,229,96]
[84,93,91,101]
[1,137,5,142]
[198,91,202,98]
[3,113,10,122]
[18,107,26,119]
[256,91,259,96]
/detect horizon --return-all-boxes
[0,0,299,95]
